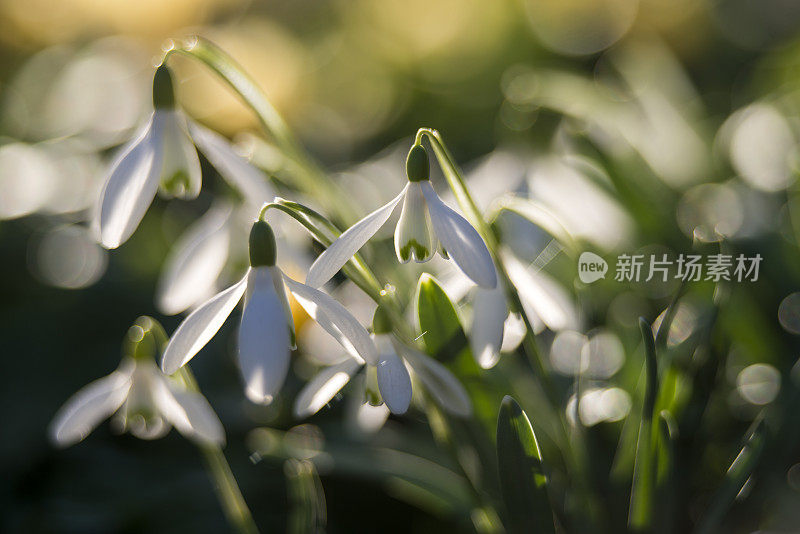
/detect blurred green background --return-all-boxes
[4,0,800,532]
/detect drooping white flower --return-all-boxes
[305,144,496,289]
[49,317,224,447]
[96,64,201,249]
[162,220,377,405]
[96,64,277,250]
[294,306,472,419]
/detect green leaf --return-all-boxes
[496,396,555,534]
[414,273,469,363]
[629,318,659,531]
[695,419,766,534]
[285,459,327,534]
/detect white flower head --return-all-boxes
[96,64,201,249]
[294,305,472,419]
[49,317,225,447]
[305,144,497,290]
[161,219,378,405]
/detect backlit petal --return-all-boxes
[470,285,507,369]
[394,339,472,417]
[161,274,248,374]
[153,376,226,446]
[49,362,134,447]
[284,275,378,365]
[376,350,412,414]
[156,202,232,315]
[305,185,407,288]
[294,358,362,418]
[238,267,291,404]
[188,121,274,206]
[97,115,161,249]
[504,252,579,332]
[420,181,496,289]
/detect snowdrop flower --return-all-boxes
[305,144,496,289]
[162,219,378,405]
[97,64,201,249]
[96,62,277,250]
[49,317,224,447]
[294,306,472,419]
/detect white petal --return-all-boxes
[156,202,232,315]
[500,312,527,352]
[161,274,248,375]
[158,110,201,199]
[394,182,437,263]
[394,339,472,417]
[420,181,496,289]
[504,252,579,332]
[376,351,412,414]
[294,358,362,418]
[238,268,291,404]
[97,115,161,249]
[153,376,225,446]
[284,275,379,365]
[470,285,507,369]
[305,185,407,288]
[345,375,390,435]
[269,266,296,349]
[49,363,133,447]
[188,121,274,206]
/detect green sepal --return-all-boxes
[152,64,175,109]
[406,144,430,182]
[249,220,277,267]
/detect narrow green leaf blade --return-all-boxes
[629,318,659,530]
[695,419,766,534]
[496,396,555,534]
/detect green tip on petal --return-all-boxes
[406,144,429,182]
[249,220,277,267]
[152,64,175,109]
[372,306,393,335]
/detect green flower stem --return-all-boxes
[178,367,260,534]
[258,200,383,301]
[163,36,355,223]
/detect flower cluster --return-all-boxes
[51,61,509,452]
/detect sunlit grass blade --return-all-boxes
[496,396,555,534]
[695,418,766,534]
[169,36,353,221]
[629,317,659,531]
[285,459,326,534]
[655,410,678,534]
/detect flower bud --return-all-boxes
[372,305,393,335]
[249,220,277,267]
[406,144,429,182]
[152,64,175,109]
